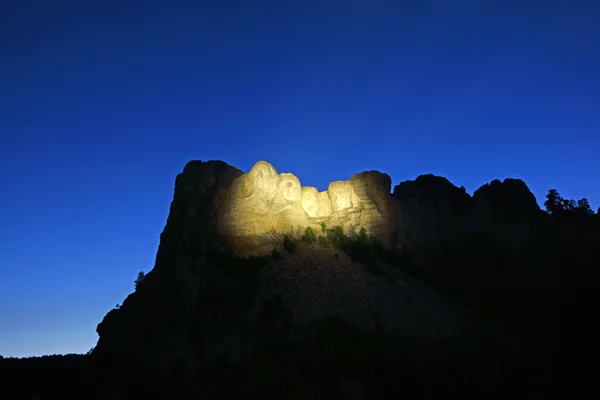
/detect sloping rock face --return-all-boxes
[93,160,405,366]
[153,160,245,270]
[94,160,246,380]
[93,160,552,391]
[91,161,471,379]
[219,160,399,254]
[258,247,478,338]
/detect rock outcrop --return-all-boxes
[392,174,473,245]
[136,160,543,259]
[190,160,400,254]
[473,178,541,218]
[393,174,472,218]
[91,158,550,398]
[5,158,596,399]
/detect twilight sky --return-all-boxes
[1,0,599,357]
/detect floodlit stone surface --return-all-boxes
[144,158,540,259]
[92,158,545,394]
[219,161,397,254]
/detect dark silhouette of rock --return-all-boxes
[473,178,540,219]
[6,159,598,399]
[91,161,599,399]
[92,162,486,395]
[393,174,473,218]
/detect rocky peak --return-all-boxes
[90,159,566,398]
[393,174,472,218]
[158,162,542,257]
[473,178,540,217]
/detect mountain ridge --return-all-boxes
[5,159,597,399]
[88,159,560,396]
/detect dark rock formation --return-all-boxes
[86,159,599,399]
[473,178,541,219]
[93,161,483,388]
[393,174,473,219]
[392,174,474,247]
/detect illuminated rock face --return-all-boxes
[219,161,396,254]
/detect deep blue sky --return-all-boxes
[1,0,599,357]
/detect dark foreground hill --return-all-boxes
[2,160,599,399]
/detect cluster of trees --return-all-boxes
[134,271,145,290]
[298,223,379,249]
[544,189,597,218]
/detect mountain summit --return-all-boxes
[84,160,597,399]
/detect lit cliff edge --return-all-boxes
[217,160,398,255]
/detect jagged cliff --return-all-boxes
[91,159,545,398]
[145,159,541,258]
[4,160,597,399]
[218,160,402,254]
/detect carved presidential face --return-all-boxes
[278,173,302,202]
[247,161,279,201]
